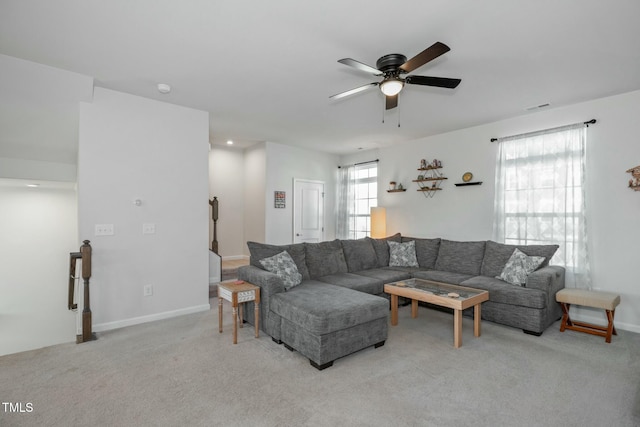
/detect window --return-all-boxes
[336,162,378,240]
[493,124,591,288]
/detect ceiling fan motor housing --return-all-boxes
[376,54,407,74]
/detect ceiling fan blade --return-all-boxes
[385,94,398,110]
[399,42,450,73]
[338,58,383,75]
[405,75,461,89]
[329,82,378,99]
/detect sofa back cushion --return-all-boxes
[481,240,559,278]
[305,239,348,278]
[341,238,378,272]
[434,239,486,275]
[367,233,401,267]
[247,241,310,280]
[402,237,441,269]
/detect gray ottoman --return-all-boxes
[270,283,389,370]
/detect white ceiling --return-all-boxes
[1,0,640,161]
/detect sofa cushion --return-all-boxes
[305,239,348,279]
[402,237,441,269]
[341,238,378,272]
[461,276,547,309]
[388,240,419,267]
[247,241,310,279]
[496,248,545,286]
[317,272,384,295]
[411,270,474,285]
[354,268,412,284]
[481,240,559,278]
[434,239,486,275]
[259,251,303,290]
[270,283,389,335]
[367,233,401,267]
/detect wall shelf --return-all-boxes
[387,189,407,193]
[413,165,446,198]
[454,182,483,187]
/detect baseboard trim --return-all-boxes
[93,304,211,333]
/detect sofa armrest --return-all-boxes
[526,265,565,296]
[237,264,286,297]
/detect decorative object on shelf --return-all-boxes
[455,171,482,187]
[627,165,640,191]
[413,161,447,198]
[389,181,396,190]
[387,182,406,193]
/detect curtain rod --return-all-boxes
[490,119,596,142]
[338,159,379,169]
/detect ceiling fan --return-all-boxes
[330,42,461,110]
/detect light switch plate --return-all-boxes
[142,223,155,234]
[95,224,114,236]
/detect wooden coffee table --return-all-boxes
[384,278,489,348]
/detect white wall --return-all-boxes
[209,146,246,258]
[78,88,210,331]
[344,89,640,332]
[0,180,78,356]
[242,143,267,254]
[264,142,339,245]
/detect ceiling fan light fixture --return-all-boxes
[380,79,404,96]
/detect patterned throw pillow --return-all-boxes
[259,251,302,290]
[497,248,545,286]
[388,240,419,268]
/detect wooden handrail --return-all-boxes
[68,240,95,343]
[209,196,219,254]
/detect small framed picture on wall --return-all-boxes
[274,191,286,208]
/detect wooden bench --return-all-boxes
[556,288,620,343]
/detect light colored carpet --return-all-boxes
[1,300,639,426]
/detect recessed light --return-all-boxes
[157,83,171,94]
[226,140,234,145]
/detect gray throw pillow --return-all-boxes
[497,248,545,286]
[388,240,419,268]
[259,251,303,290]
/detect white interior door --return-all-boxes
[293,179,324,243]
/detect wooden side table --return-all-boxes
[218,281,260,344]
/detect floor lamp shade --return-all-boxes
[370,207,386,239]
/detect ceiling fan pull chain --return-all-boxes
[397,100,401,128]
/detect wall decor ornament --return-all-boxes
[627,165,640,191]
[274,191,286,208]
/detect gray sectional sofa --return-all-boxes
[237,234,565,369]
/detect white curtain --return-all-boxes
[336,165,354,239]
[493,124,591,289]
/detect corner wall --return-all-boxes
[264,142,339,245]
[78,88,210,331]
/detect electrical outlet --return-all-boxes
[95,224,114,236]
[142,223,155,234]
[143,284,153,297]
